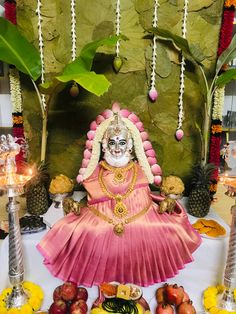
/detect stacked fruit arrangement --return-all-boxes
[155,283,196,314]
[49,282,88,314]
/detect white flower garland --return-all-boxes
[176,0,189,133]
[212,86,225,121]
[115,0,121,57]
[36,0,46,110]
[71,0,77,61]
[9,68,23,113]
[149,0,159,102]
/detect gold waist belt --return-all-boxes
[88,199,152,236]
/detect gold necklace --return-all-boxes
[100,160,134,184]
[99,162,137,218]
[88,200,151,236]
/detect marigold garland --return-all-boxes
[0,281,44,314]
[203,285,236,314]
[224,0,236,8]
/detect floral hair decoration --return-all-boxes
[77,102,162,186]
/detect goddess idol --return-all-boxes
[37,103,201,287]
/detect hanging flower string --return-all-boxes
[175,0,188,141]
[113,0,123,73]
[36,0,46,111]
[4,0,27,172]
[148,0,159,102]
[69,0,80,97]
[208,0,235,196]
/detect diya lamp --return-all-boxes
[0,134,32,309]
[217,171,236,311]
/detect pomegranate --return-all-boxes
[156,303,174,314]
[155,284,168,303]
[182,291,190,303]
[177,300,196,314]
[53,285,63,301]
[61,281,78,301]
[49,300,67,314]
[166,284,184,306]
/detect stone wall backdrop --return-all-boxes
[16,0,224,190]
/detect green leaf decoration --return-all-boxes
[215,68,236,87]
[56,72,111,96]
[63,35,126,75]
[216,34,236,74]
[148,27,203,65]
[0,17,41,81]
[42,35,124,96]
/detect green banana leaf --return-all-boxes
[148,27,203,65]
[216,34,236,74]
[0,17,41,81]
[215,68,236,87]
[41,35,125,96]
[57,72,111,96]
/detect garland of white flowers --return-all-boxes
[175,0,189,141]
[9,68,23,113]
[148,0,159,102]
[36,0,46,110]
[115,0,121,58]
[212,86,225,121]
[71,0,77,61]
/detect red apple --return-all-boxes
[156,303,174,314]
[70,300,88,314]
[61,281,78,301]
[53,285,63,301]
[75,287,88,302]
[49,300,67,314]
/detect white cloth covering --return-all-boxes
[0,197,230,313]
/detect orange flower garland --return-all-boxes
[224,0,236,7]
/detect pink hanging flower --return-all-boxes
[175,129,184,141]
[148,87,158,102]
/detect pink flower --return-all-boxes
[147,157,157,165]
[87,130,95,141]
[140,132,149,141]
[83,149,91,159]
[76,174,83,183]
[96,115,105,125]
[120,109,131,118]
[143,141,152,151]
[90,121,97,131]
[112,102,120,113]
[82,159,90,168]
[151,164,162,175]
[175,129,184,141]
[128,113,139,123]
[146,149,156,158]
[148,88,158,102]
[154,175,162,185]
[102,109,113,119]
[85,140,93,150]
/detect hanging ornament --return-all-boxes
[113,0,123,73]
[175,0,189,141]
[148,0,159,102]
[70,0,79,96]
[36,0,47,111]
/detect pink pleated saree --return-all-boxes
[37,162,201,287]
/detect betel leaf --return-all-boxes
[216,34,236,74]
[148,27,203,65]
[56,71,111,96]
[215,68,236,87]
[0,17,41,81]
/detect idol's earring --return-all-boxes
[175,0,189,141]
[148,0,159,102]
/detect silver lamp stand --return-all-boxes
[0,135,31,309]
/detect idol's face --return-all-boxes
[107,134,128,159]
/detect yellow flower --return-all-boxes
[28,296,42,311]
[19,304,33,314]
[204,296,217,309]
[0,302,6,309]
[217,285,225,293]
[0,307,7,314]
[1,289,12,298]
[209,307,220,314]
[7,309,20,314]
[218,310,229,314]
